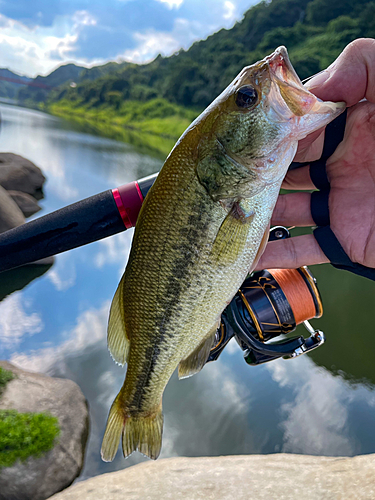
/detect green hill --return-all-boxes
[0,69,31,101]
[14,0,375,154]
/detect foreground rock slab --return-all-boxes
[48,453,375,500]
[0,361,89,500]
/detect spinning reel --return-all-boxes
[207,226,324,365]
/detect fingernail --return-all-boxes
[305,70,330,90]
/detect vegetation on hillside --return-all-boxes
[3,0,375,151]
[49,97,196,155]
[0,367,15,395]
[44,0,375,110]
[0,69,31,101]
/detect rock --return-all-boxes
[0,361,89,500]
[0,184,25,233]
[48,453,375,500]
[0,259,54,302]
[8,190,42,217]
[0,153,46,198]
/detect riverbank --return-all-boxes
[48,98,198,157]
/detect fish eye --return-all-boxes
[235,85,258,109]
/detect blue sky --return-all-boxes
[0,0,257,78]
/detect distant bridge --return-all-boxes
[0,75,54,90]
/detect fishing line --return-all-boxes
[270,268,317,325]
[301,70,325,84]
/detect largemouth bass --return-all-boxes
[101,46,345,461]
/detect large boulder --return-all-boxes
[8,190,42,217]
[48,453,375,500]
[0,184,25,233]
[0,361,89,500]
[0,153,46,198]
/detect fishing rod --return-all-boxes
[0,172,325,365]
[0,173,157,274]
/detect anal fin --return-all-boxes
[107,274,130,366]
[178,322,219,379]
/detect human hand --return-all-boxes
[256,38,375,271]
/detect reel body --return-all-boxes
[207,227,325,366]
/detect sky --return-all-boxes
[0,0,257,78]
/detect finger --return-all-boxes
[294,128,325,163]
[254,234,329,271]
[305,38,375,106]
[271,193,314,227]
[283,165,315,190]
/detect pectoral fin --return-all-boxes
[107,275,130,366]
[178,322,219,379]
[211,202,254,265]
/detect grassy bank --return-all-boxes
[48,97,198,157]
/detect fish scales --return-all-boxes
[101,46,345,461]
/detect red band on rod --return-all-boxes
[112,181,144,229]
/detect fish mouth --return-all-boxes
[267,46,303,91]
[265,46,345,118]
[266,46,318,117]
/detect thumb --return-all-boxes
[305,38,375,106]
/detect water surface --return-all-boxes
[1,104,375,480]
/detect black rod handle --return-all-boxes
[0,172,158,273]
[0,190,125,272]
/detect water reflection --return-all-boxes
[1,104,375,481]
[0,263,53,302]
[0,293,44,352]
[308,265,375,385]
[10,311,375,480]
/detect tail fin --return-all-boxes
[101,396,163,462]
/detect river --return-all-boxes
[1,103,375,480]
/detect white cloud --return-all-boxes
[156,0,184,8]
[0,11,98,77]
[0,1,259,77]
[11,301,110,374]
[72,10,97,27]
[46,251,77,291]
[122,29,181,64]
[94,230,133,273]
[96,370,119,408]
[121,17,216,64]
[0,293,43,351]
[267,357,356,456]
[48,266,76,291]
[223,1,236,21]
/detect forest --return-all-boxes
[12,0,375,148]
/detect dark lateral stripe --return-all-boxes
[128,194,213,411]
